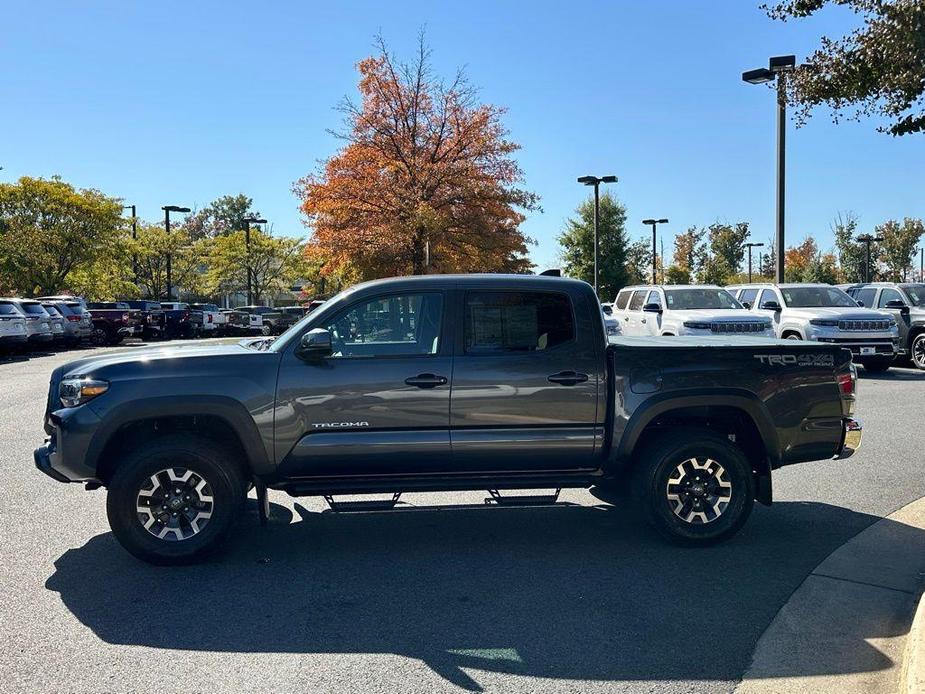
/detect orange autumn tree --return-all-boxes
[295,36,539,279]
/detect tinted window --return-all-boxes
[855,288,876,308]
[739,288,759,306]
[664,288,740,310]
[615,290,631,310]
[628,290,647,311]
[52,304,76,316]
[20,303,48,315]
[43,305,62,317]
[780,286,856,308]
[900,284,925,306]
[0,302,19,316]
[758,289,778,307]
[646,291,662,308]
[465,291,573,353]
[878,288,904,307]
[327,293,442,358]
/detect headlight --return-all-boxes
[60,378,109,408]
[683,321,712,330]
[809,319,839,327]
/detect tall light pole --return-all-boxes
[642,219,669,284]
[242,215,267,305]
[857,234,883,283]
[920,247,924,282]
[743,54,796,284]
[746,241,765,282]
[122,204,137,284]
[162,205,191,301]
[577,175,617,297]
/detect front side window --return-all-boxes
[465,291,574,353]
[878,288,904,308]
[646,291,662,307]
[781,286,857,308]
[855,288,876,308]
[326,293,442,358]
[628,291,647,311]
[758,289,779,307]
[739,288,759,306]
[665,288,740,310]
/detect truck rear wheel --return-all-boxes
[631,430,754,545]
[106,434,246,565]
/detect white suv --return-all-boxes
[612,285,774,337]
[727,283,899,372]
[0,300,28,350]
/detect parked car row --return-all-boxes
[602,281,921,372]
[0,294,328,354]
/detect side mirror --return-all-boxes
[642,302,662,313]
[296,328,332,359]
[885,299,909,314]
[741,301,752,310]
[760,300,783,312]
[856,300,865,307]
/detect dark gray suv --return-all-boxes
[845,282,925,369]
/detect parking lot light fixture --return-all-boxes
[577,175,617,297]
[746,242,765,282]
[743,54,797,283]
[242,216,268,305]
[643,219,669,284]
[856,234,884,283]
[162,205,191,301]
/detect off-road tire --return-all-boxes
[630,429,755,545]
[106,434,246,565]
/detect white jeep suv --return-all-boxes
[612,285,774,337]
[728,283,899,372]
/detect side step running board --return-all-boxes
[485,488,561,506]
[323,492,402,512]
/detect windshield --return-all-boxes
[665,288,741,310]
[781,286,857,308]
[900,284,925,306]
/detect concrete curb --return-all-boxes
[901,591,925,694]
[736,496,925,694]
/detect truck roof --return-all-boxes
[348,274,593,292]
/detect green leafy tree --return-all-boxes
[185,194,260,240]
[206,228,307,304]
[672,226,707,276]
[699,255,732,285]
[832,212,866,282]
[625,239,653,285]
[0,176,125,295]
[803,252,840,284]
[765,0,925,136]
[759,238,776,278]
[877,217,925,280]
[665,265,691,284]
[700,222,751,283]
[558,191,630,300]
[132,222,209,300]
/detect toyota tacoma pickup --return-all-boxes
[35,275,862,564]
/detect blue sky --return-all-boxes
[3,1,923,271]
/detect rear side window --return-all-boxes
[615,290,631,310]
[465,291,574,353]
[628,291,646,311]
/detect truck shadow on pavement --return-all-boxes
[45,499,916,691]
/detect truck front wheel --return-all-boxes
[106,434,246,565]
[631,430,754,545]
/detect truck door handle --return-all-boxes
[641,318,647,324]
[547,371,589,386]
[404,373,448,389]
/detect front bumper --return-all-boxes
[834,418,863,460]
[34,406,103,483]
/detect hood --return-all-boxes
[58,339,259,378]
[782,306,893,321]
[669,308,769,322]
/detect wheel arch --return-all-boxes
[613,391,779,503]
[89,396,272,485]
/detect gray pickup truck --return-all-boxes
[35,275,862,564]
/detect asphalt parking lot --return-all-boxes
[1,343,924,694]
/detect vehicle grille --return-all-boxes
[838,320,891,331]
[710,322,768,334]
